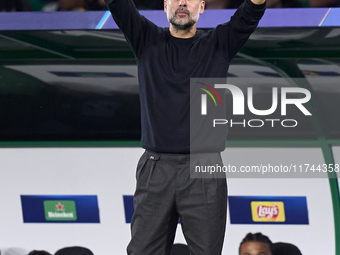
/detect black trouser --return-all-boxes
[127,150,227,255]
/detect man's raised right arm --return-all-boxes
[104,0,153,57]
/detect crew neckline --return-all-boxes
[166,28,202,43]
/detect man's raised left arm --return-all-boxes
[216,0,266,62]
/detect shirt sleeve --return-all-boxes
[215,0,266,62]
[104,0,160,58]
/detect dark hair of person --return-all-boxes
[28,250,52,255]
[239,232,273,254]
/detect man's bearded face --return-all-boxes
[167,3,202,30]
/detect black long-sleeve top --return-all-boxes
[105,0,265,153]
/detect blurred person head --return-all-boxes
[272,242,302,255]
[164,0,205,33]
[54,246,93,255]
[239,232,273,255]
[28,251,51,255]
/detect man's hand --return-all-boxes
[251,0,266,4]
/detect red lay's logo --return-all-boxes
[251,202,285,222]
[257,205,279,219]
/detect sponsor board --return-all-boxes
[21,195,100,223]
[123,195,134,223]
[229,196,308,224]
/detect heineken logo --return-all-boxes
[44,200,77,221]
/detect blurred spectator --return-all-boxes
[272,242,302,255]
[266,0,303,7]
[28,251,51,255]
[54,246,93,255]
[0,0,33,11]
[309,0,340,6]
[239,232,273,255]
